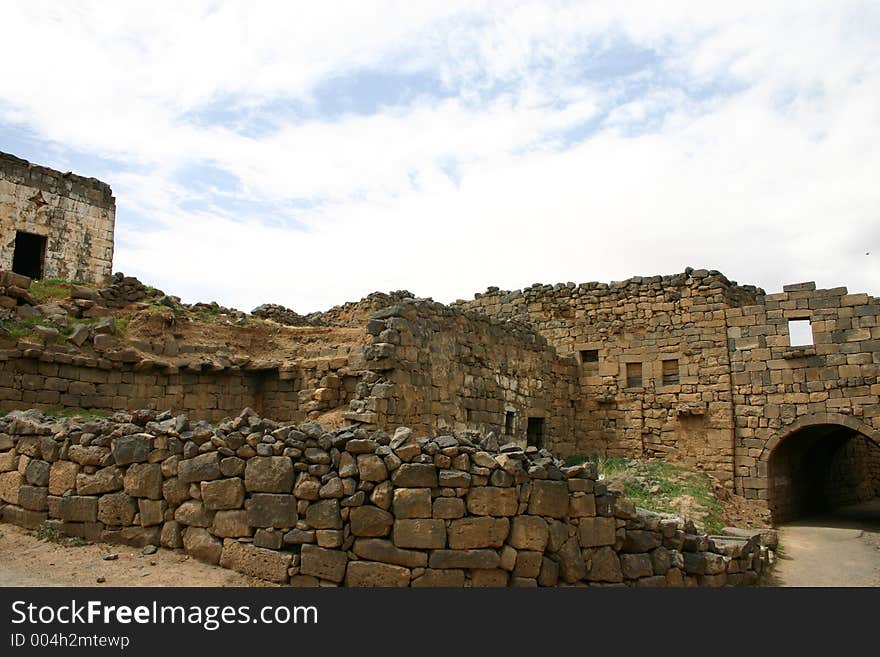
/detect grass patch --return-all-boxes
[0,317,71,341]
[36,522,63,542]
[566,454,726,534]
[42,407,110,421]
[111,317,128,336]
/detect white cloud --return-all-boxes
[1,1,878,311]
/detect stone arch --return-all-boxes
[763,413,880,524]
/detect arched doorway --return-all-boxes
[767,420,880,524]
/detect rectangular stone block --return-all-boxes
[578,517,617,547]
[466,487,518,517]
[392,519,446,549]
[352,538,428,569]
[527,480,570,518]
[245,493,297,528]
[447,517,509,549]
[345,561,411,587]
[428,549,500,570]
[58,495,98,522]
[299,544,348,583]
[220,539,291,583]
[392,488,432,518]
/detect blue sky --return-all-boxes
[1,1,878,312]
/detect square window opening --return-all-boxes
[580,349,599,364]
[788,319,814,346]
[662,359,680,385]
[625,362,643,388]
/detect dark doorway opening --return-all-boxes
[527,417,545,449]
[12,231,47,280]
[768,424,880,524]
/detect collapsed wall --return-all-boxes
[0,408,773,587]
[343,298,578,451]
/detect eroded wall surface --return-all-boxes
[0,152,115,283]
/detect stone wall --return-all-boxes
[0,152,115,283]
[0,409,773,587]
[456,269,762,486]
[728,282,880,500]
[344,299,578,452]
[0,348,361,425]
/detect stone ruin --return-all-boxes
[0,150,877,538]
[0,151,115,284]
[0,408,775,587]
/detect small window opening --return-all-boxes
[504,411,515,435]
[12,231,47,280]
[661,359,680,385]
[526,417,545,449]
[788,319,814,346]
[580,349,599,364]
[625,362,643,388]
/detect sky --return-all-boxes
[1,1,878,313]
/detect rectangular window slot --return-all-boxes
[788,319,814,346]
[661,359,679,385]
[526,417,545,449]
[579,349,599,364]
[625,362,643,388]
[504,411,515,435]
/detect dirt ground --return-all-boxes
[0,524,275,587]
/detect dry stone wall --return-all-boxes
[0,409,773,587]
[0,152,115,283]
[344,298,578,450]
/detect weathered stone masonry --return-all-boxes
[0,152,115,283]
[0,410,774,587]
[456,270,880,513]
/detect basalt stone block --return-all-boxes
[178,452,221,484]
[393,519,446,549]
[246,493,297,528]
[244,456,294,493]
[622,530,662,553]
[349,505,394,537]
[162,477,191,506]
[76,467,124,495]
[527,480,569,519]
[411,568,466,587]
[432,497,465,519]
[123,463,163,499]
[113,434,153,465]
[58,495,98,522]
[201,477,245,510]
[470,569,509,587]
[356,454,388,482]
[352,539,428,569]
[137,498,165,527]
[345,561,411,587]
[97,491,137,526]
[428,549,500,570]
[578,517,617,548]
[304,499,341,530]
[392,488,432,519]
[391,463,437,488]
[508,515,549,551]
[0,471,23,504]
[621,553,654,580]
[183,527,222,565]
[174,500,213,527]
[557,537,586,583]
[220,539,291,583]
[19,485,48,511]
[299,545,348,583]
[48,460,79,495]
[466,487,518,517]
[586,546,623,583]
[447,517,509,549]
[24,459,50,487]
[212,510,251,537]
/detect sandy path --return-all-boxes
[767,500,880,587]
[0,523,275,587]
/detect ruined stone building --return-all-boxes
[0,154,877,525]
[0,151,115,283]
